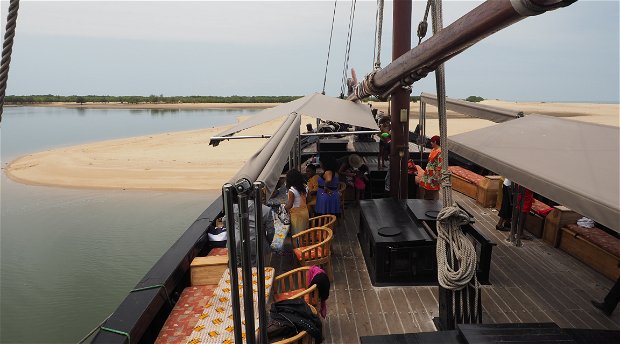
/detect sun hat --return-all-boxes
[348,154,363,169]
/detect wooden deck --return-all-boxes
[268,191,620,343]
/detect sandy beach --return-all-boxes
[5,101,619,191]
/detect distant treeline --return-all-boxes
[4,95,304,104]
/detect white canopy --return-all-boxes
[210,93,378,145]
[448,115,620,232]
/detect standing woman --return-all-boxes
[315,155,341,216]
[285,169,309,236]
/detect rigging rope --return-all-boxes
[0,0,20,122]
[322,0,338,95]
[372,0,384,70]
[340,0,357,98]
[417,0,432,45]
[431,0,480,325]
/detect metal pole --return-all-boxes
[222,184,243,344]
[515,186,526,247]
[238,192,256,344]
[253,182,268,344]
[507,183,519,243]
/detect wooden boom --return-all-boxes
[348,0,577,101]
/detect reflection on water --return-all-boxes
[0,107,250,343]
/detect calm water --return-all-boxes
[0,106,260,343]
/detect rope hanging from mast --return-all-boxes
[372,0,384,71]
[0,0,20,122]
[417,0,432,45]
[431,0,480,325]
[322,0,338,95]
[340,0,357,98]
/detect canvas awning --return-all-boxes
[448,115,620,232]
[421,92,523,123]
[210,93,378,145]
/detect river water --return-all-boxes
[0,106,260,343]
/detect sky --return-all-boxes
[1,0,619,102]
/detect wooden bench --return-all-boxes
[559,224,620,280]
[524,199,554,238]
[448,166,502,208]
[156,248,228,343]
[542,206,581,247]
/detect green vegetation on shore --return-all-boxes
[5,95,304,105]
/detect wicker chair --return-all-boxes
[271,305,318,344]
[273,266,320,308]
[292,227,334,281]
[308,214,336,231]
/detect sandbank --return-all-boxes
[5,101,619,191]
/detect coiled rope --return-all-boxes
[0,0,20,122]
[431,0,480,324]
[372,0,384,70]
[322,0,338,95]
[340,0,357,98]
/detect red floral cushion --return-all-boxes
[273,288,312,303]
[531,199,553,217]
[566,224,620,258]
[207,248,228,256]
[448,166,485,185]
[293,247,324,261]
[156,285,216,343]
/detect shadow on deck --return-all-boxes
[269,191,620,343]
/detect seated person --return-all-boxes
[305,164,319,204]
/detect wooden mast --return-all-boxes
[389,0,412,199]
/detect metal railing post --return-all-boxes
[238,192,256,344]
[253,182,268,344]
[222,184,243,344]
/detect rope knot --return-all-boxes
[437,204,470,227]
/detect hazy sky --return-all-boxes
[2,0,619,102]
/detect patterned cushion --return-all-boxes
[273,288,311,303]
[448,166,485,186]
[155,285,217,343]
[293,247,324,261]
[566,224,620,258]
[531,199,553,217]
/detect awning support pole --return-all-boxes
[253,182,268,344]
[222,184,244,344]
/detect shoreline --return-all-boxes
[12,102,281,110]
[5,101,619,191]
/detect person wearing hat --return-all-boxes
[418,135,442,200]
[339,154,363,187]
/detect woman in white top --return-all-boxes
[285,169,309,235]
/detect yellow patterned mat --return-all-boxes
[185,267,274,344]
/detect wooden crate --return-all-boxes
[190,255,228,286]
[450,174,478,199]
[542,206,581,247]
[559,227,620,281]
[476,176,502,208]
